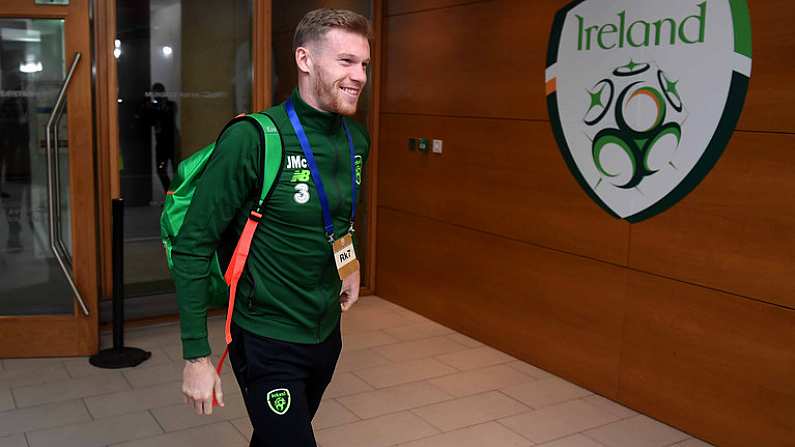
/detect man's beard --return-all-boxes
[313,69,358,116]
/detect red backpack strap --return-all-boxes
[212,210,262,407]
[223,210,262,345]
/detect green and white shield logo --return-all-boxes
[266,388,291,415]
[546,0,751,222]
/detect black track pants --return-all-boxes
[228,321,342,447]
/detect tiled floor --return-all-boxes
[0,296,715,447]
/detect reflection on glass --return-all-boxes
[0,18,75,315]
[116,0,253,298]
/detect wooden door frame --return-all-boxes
[94,0,120,303]
[361,0,382,296]
[0,0,99,357]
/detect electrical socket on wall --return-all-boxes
[432,139,443,154]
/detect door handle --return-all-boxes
[45,52,90,317]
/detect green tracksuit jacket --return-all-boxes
[172,89,370,359]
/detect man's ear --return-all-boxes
[295,46,312,74]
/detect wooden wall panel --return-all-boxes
[379,114,629,264]
[383,0,566,119]
[376,207,628,397]
[386,0,489,16]
[629,132,795,309]
[737,0,795,133]
[272,0,371,33]
[619,272,795,447]
[375,1,795,445]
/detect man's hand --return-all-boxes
[339,269,361,312]
[182,356,224,415]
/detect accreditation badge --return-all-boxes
[332,233,359,280]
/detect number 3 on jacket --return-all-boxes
[294,183,310,204]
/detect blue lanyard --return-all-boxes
[285,99,357,243]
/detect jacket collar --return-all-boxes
[289,88,343,135]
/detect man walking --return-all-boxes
[173,8,371,446]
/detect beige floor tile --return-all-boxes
[0,364,70,390]
[312,398,360,430]
[335,349,391,374]
[397,421,532,447]
[161,344,183,362]
[392,308,435,324]
[535,433,606,447]
[206,315,226,331]
[501,377,592,409]
[341,308,417,333]
[26,411,162,447]
[230,417,252,440]
[429,364,536,397]
[383,321,455,341]
[0,400,91,437]
[499,398,623,444]
[63,348,171,379]
[0,388,14,412]
[0,434,27,447]
[508,361,557,380]
[337,381,453,419]
[0,358,68,372]
[84,380,184,419]
[372,336,469,363]
[354,358,457,389]
[110,421,248,447]
[583,415,689,447]
[123,361,183,389]
[12,373,131,408]
[352,295,404,312]
[323,372,374,399]
[315,411,439,447]
[342,330,399,352]
[671,438,716,447]
[2,303,724,447]
[581,395,637,419]
[219,369,243,396]
[121,324,182,349]
[446,333,485,348]
[412,391,530,432]
[150,395,248,432]
[436,346,517,371]
[208,333,231,354]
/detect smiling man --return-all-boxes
[173,9,371,447]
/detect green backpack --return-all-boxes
[160,113,284,310]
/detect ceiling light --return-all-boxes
[19,61,43,73]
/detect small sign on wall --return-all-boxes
[36,0,69,5]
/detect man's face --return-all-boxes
[307,28,370,116]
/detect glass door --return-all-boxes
[0,0,99,357]
[115,0,254,314]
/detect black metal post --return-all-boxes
[89,198,151,369]
[112,197,124,349]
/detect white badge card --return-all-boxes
[332,233,359,280]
